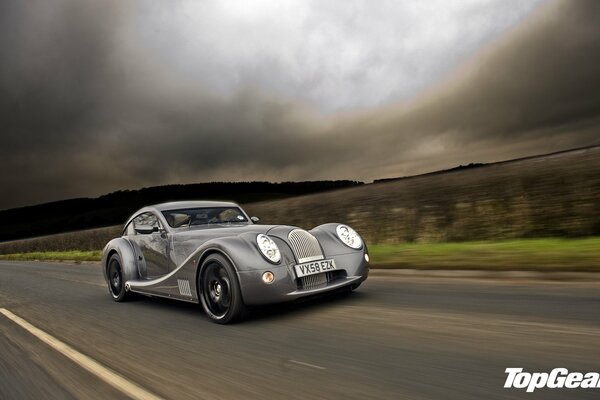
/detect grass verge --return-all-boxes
[0,237,599,271]
[369,237,600,271]
[0,250,102,262]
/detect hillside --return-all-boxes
[0,145,599,254]
[244,145,600,244]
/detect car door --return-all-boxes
[128,212,170,279]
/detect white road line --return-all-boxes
[0,308,163,400]
[288,359,327,370]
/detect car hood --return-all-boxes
[170,224,301,261]
[171,223,296,239]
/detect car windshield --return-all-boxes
[162,207,248,228]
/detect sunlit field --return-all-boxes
[369,237,600,271]
[0,250,102,262]
[3,238,600,271]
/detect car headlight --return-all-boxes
[256,234,281,263]
[336,224,363,249]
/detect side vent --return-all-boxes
[177,279,192,297]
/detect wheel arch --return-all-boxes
[194,248,240,297]
[182,235,270,305]
[104,249,119,272]
[101,238,139,284]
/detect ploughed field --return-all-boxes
[246,146,600,244]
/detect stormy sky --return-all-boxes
[1,0,599,210]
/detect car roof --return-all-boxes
[123,201,244,231]
[150,201,240,211]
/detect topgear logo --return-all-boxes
[505,368,600,392]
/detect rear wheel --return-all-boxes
[107,253,130,302]
[199,254,245,324]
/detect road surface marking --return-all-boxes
[0,308,163,400]
[288,359,326,370]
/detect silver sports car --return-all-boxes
[102,201,369,323]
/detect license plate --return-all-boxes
[294,259,337,278]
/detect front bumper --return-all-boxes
[238,250,369,305]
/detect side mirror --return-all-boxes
[250,216,260,224]
[135,224,157,234]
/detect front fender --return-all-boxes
[181,234,295,273]
[175,235,297,305]
[101,238,139,284]
[309,223,369,257]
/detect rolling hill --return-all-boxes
[245,145,600,243]
[0,145,599,254]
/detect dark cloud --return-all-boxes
[337,0,600,178]
[1,0,599,209]
[411,0,600,136]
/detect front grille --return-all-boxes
[288,229,324,263]
[300,272,328,289]
[298,270,347,290]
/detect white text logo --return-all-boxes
[505,368,600,392]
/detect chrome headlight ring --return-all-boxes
[256,234,281,263]
[336,224,363,249]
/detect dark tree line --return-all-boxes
[0,181,362,241]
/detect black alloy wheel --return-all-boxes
[199,254,245,324]
[107,253,129,302]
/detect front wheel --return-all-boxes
[107,253,130,302]
[198,254,245,324]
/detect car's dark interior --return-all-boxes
[162,207,247,228]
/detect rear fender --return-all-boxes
[101,238,139,284]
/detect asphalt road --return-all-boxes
[1,261,600,400]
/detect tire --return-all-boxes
[107,253,130,302]
[198,254,245,324]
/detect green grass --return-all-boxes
[1,237,600,271]
[0,250,102,262]
[369,237,600,271]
